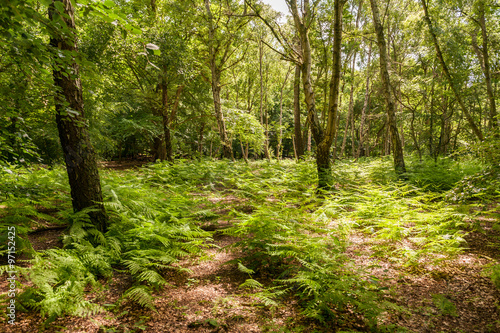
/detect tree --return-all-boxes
[369,0,407,176]
[420,0,484,141]
[285,0,345,188]
[49,0,107,231]
[203,0,249,159]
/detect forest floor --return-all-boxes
[1,158,500,332]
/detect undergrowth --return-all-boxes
[1,155,498,330]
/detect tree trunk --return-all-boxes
[198,122,205,156]
[370,0,407,176]
[357,42,372,159]
[153,137,166,161]
[49,0,107,232]
[205,0,233,159]
[163,85,183,162]
[293,63,304,158]
[420,0,484,141]
[277,67,292,160]
[259,40,270,160]
[240,140,249,163]
[264,69,271,160]
[477,1,497,130]
[438,97,453,155]
[340,73,353,158]
[410,106,422,161]
[290,0,344,188]
[427,70,435,157]
[159,83,169,161]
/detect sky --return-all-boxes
[260,0,289,15]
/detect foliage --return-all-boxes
[0,164,211,320]
[1,156,496,328]
[226,108,266,155]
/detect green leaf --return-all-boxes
[130,27,142,35]
[104,0,115,8]
[54,1,65,13]
[206,318,218,327]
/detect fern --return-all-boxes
[121,286,155,311]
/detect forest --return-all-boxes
[1,0,500,331]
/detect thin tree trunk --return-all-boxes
[370,0,407,176]
[420,0,484,141]
[277,67,292,160]
[439,98,454,155]
[163,85,183,162]
[205,0,233,159]
[264,67,271,160]
[340,78,353,158]
[292,135,298,161]
[240,140,249,163]
[477,1,497,130]
[366,119,371,156]
[428,70,435,157]
[259,40,270,160]
[293,63,304,158]
[49,0,107,232]
[410,105,422,161]
[357,43,372,159]
[198,122,205,156]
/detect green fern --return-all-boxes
[121,286,155,311]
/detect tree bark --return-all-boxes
[357,42,372,159]
[477,1,497,130]
[164,85,183,162]
[438,98,453,155]
[259,40,270,160]
[290,0,344,188]
[340,68,354,158]
[370,0,407,176]
[420,0,484,141]
[293,63,304,158]
[198,122,205,156]
[205,0,233,159]
[49,0,107,232]
[277,67,292,160]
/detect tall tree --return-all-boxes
[369,0,407,176]
[288,0,345,188]
[293,63,305,158]
[49,0,107,231]
[420,0,484,141]
[475,0,497,130]
[203,0,248,159]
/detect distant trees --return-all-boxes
[1,0,499,189]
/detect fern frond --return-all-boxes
[122,286,155,310]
